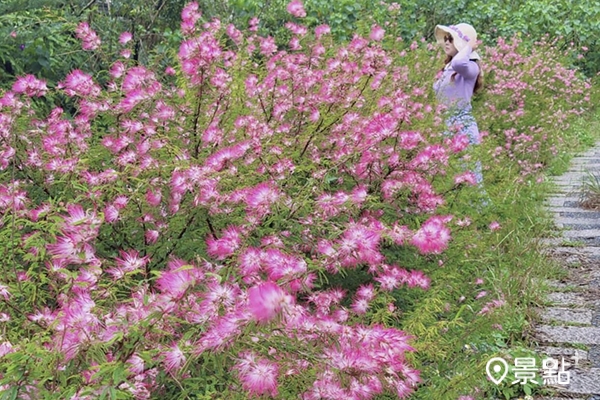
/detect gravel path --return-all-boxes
[535,147,600,400]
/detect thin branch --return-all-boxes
[77,0,97,16]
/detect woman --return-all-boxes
[433,23,484,185]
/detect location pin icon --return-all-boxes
[486,357,509,385]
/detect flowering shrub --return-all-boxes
[0,1,593,399]
[478,36,591,181]
[0,4,462,399]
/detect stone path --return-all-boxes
[535,147,600,400]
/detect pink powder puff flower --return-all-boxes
[235,352,280,397]
[163,344,186,372]
[103,204,119,223]
[249,17,259,32]
[475,290,487,299]
[410,216,451,254]
[146,189,162,207]
[489,221,501,231]
[127,354,145,375]
[12,74,47,97]
[145,229,159,244]
[286,0,306,17]
[315,24,331,38]
[370,25,385,41]
[454,171,477,186]
[245,182,280,210]
[60,70,101,97]
[206,225,242,260]
[0,284,10,300]
[75,22,101,51]
[115,249,149,273]
[248,281,293,323]
[155,259,203,298]
[181,2,201,34]
[119,32,132,45]
[0,341,14,357]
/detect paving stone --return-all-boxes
[554,217,600,230]
[543,280,574,289]
[537,346,589,360]
[558,222,600,231]
[535,326,600,345]
[546,198,585,207]
[588,346,600,368]
[559,212,600,219]
[561,225,600,231]
[563,230,600,239]
[535,397,587,400]
[564,200,587,207]
[549,247,600,257]
[539,237,569,247]
[556,368,600,395]
[553,178,585,184]
[540,308,593,325]
[546,292,589,307]
[572,163,600,168]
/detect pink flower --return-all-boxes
[163,344,186,372]
[155,259,203,298]
[315,24,331,38]
[475,291,487,299]
[370,25,385,41]
[119,32,132,45]
[454,171,476,186]
[115,249,149,273]
[0,284,10,300]
[145,230,159,244]
[206,225,242,260]
[75,22,101,51]
[104,205,119,223]
[0,341,14,357]
[410,216,451,254]
[181,2,201,34]
[489,221,501,231]
[12,75,47,97]
[146,189,162,207]
[248,281,292,322]
[286,0,306,17]
[235,352,279,397]
[60,70,101,97]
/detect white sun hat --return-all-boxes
[434,23,480,60]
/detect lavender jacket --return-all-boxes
[433,45,481,144]
[433,45,479,111]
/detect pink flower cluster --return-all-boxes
[75,22,101,51]
[287,0,306,18]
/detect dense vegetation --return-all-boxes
[1,0,599,90]
[0,1,598,399]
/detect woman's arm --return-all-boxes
[451,45,479,79]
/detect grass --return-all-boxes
[579,171,600,209]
